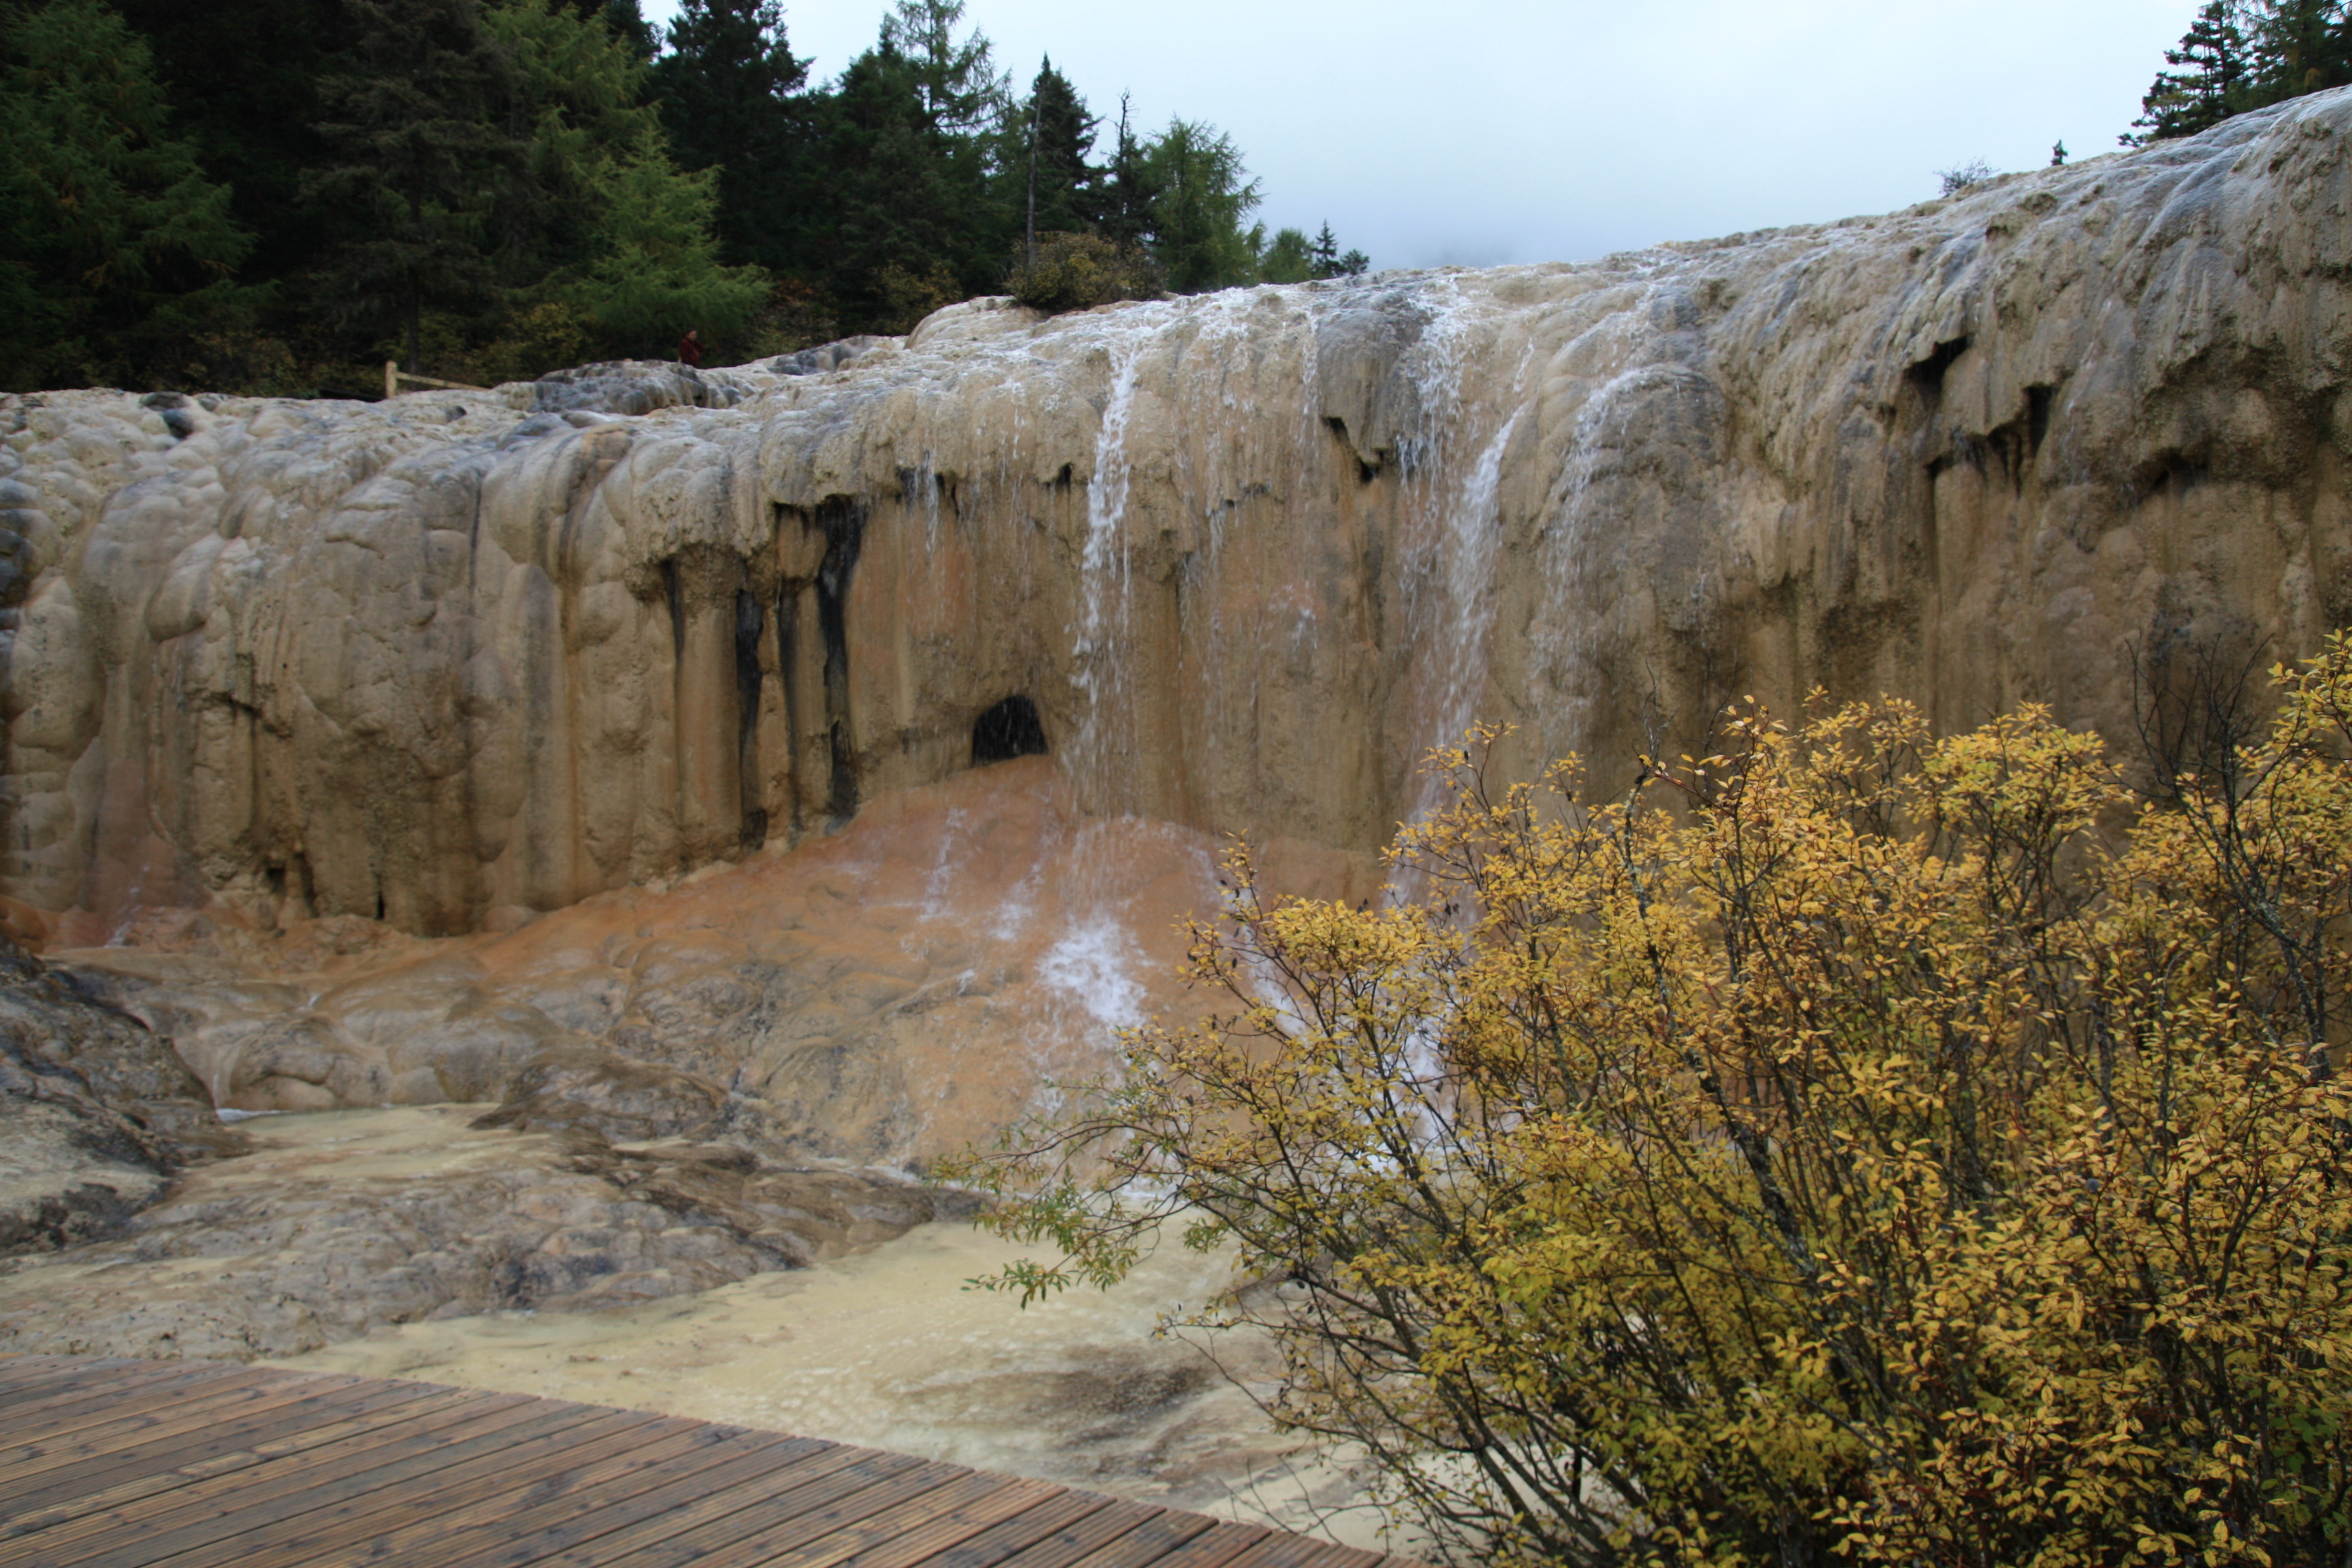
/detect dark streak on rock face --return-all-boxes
[735,589,768,851]
[813,499,864,824]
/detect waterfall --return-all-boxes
[1068,326,1154,805]
[1430,394,1527,767]
[1381,280,1538,824]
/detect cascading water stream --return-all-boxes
[1428,388,1528,769]
[1391,282,1529,807]
[1050,312,1181,1062]
[1372,281,1542,904]
[1068,329,1151,804]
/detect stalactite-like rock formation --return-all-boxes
[5,95,2351,940]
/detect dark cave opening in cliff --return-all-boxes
[972,696,1049,765]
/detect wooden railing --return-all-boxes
[383,361,488,400]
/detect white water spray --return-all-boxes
[1068,331,1152,803]
[1037,918,1146,1031]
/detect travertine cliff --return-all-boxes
[5,93,2350,941]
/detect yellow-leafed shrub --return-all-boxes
[950,635,2352,1567]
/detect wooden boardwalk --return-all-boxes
[0,1354,1418,1568]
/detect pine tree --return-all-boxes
[2243,0,2352,102]
[880,0,1008,138]
[1145,118,1260,292]
[1309,221,1339,278]
[1095,94,1162,250]
[0,0,252,389]
[112,0,339,287]
[599,0,658,61]
[820,40,960,331]
[1308,222,1368,279]
[1257,226,1313,284]
[646,0,810,275]
[2117,1,2352,143]
[881,0,1014,293]
[560,141,765,354]
[306,0,525,371]
[1022,56,1097,247]
[2128,2,2251,141]
[486,0,765,357]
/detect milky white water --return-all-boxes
[270,1191,1411,1553]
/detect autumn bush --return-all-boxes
[950,635,2352,1567]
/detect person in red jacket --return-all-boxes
[678,328,703,367]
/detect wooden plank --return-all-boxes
[19,1382,541,1561]
[0,1360,1407,1568]
[509,1440,899,1568]
[891,1489,1124,1568]
[0,1373,367,1485]
[1065,1515,1259,1568]
[0,1368,284,1460]
[421,1432,834,1566]
[0,1356,224,1404]
[253,1413,729,1565]
[0,1386,484,1542]
[0,1362,251,1435]
[1284,1545,1394,1568]
[717,1469,1019,1568]
[0,1362,258,1435]
[822,1478,1071,1568]
[0,1353,123,1384]
[0,1370,182,1431]
[600,1453,959,1568]
[122,1407,673,1568]
[413,1430,826,1568]
[0,1378,443,1510]
[11,1393,542,1561]
[531,1450,936,1568]
[0,1357,142,1404]
[1205,1529,1337,1568]
[976,1498,1173,1568]
[32,1398,598,1568]
[0,1370,390,1484]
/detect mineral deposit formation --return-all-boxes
[5,95,2350,942]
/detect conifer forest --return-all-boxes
[0,0,1369,395]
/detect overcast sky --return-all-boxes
[640,0,2194,270]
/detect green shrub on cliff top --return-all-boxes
[1005,232,1161,313]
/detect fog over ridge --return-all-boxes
[644,0,2190,269]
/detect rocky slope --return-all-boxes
[0,932,239,1254]
[6,97,2348,944]
[0,1105,977,1360]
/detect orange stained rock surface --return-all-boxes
[27,758,1383,1166]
